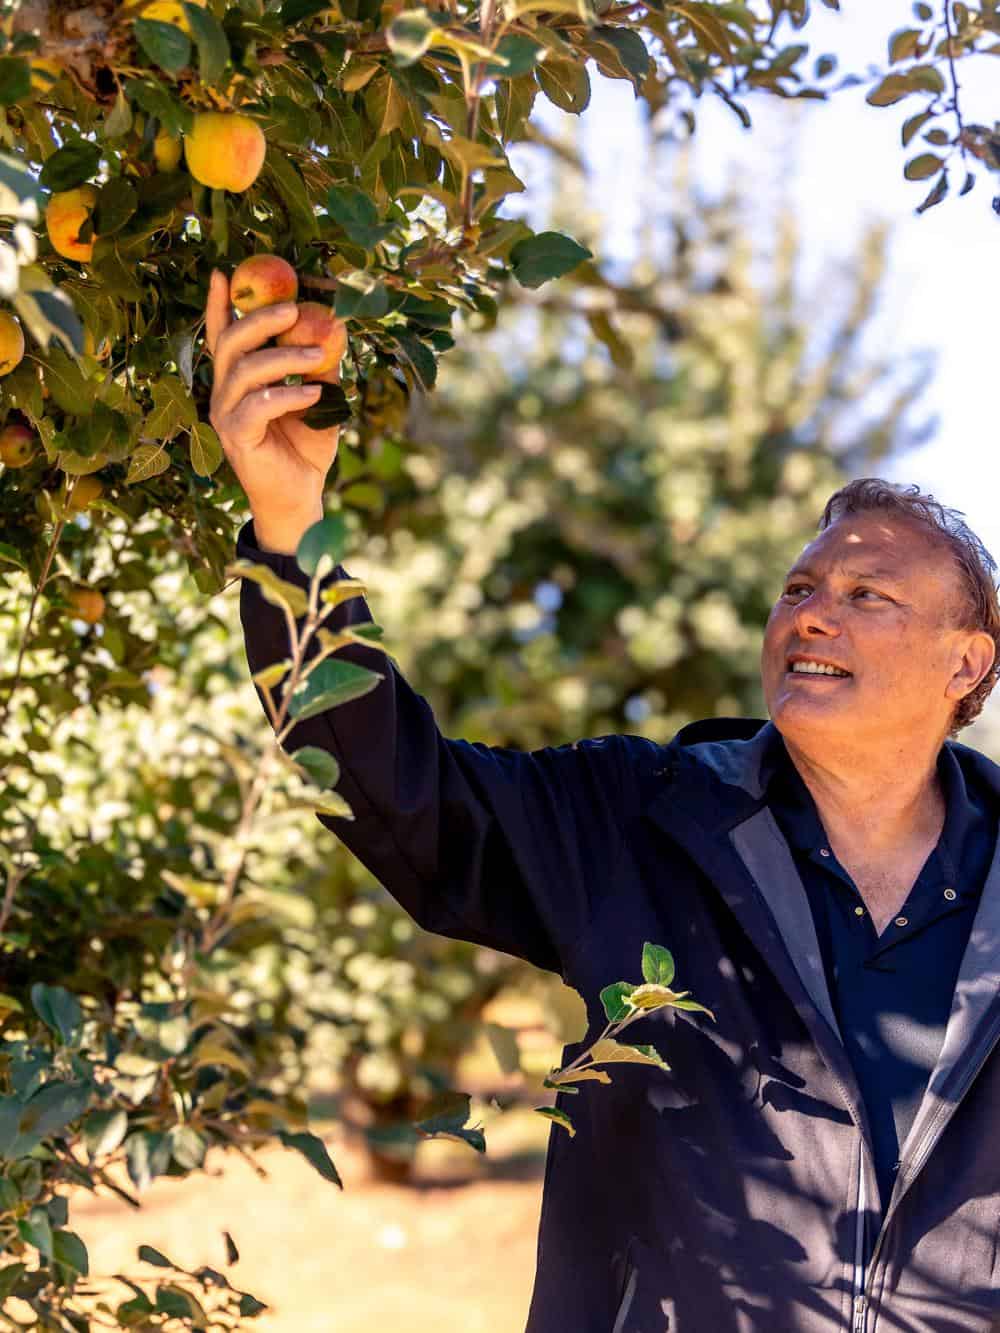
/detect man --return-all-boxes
[207,273,1000,1331]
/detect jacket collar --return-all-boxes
[642,717,1000,1211]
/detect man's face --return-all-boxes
[761,512,985,750]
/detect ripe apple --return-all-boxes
[153,127,182,171]
[184,113,266,193]
[0,422,35,468]
[275,302,348,378]
[65,474,104,513]
[0,313,25,376]
[231,254,299,313]
[66,586,105,624]
[46,186,98,263]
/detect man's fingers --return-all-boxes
[204,269,231,359]
[223,383,323,448]
[215,345,328,419]
[211,300,302,388]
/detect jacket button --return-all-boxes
[854,906,865,917]
[895,916,908,927]
[944,888,957,901]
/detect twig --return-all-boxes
[942,0,967,154]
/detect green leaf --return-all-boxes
[595,27,652,88]
[13,284,84,357]
[0,542,27,571]
[30,983,83,1044]
[510,230,592,289]
[39,141,101,192]
[183,3,229,84]
[145,374,197,441]
[334,271,390,319]
[589,1037,670,1071]
[52,1230,89,1276]
[483,34,544,78]
[18,1208,53,1260]
[134,19,192,74]
[386,10,439,64]
[888,26,921,62]
[641,942,676,986]
[915,169,949,214]
[0,58,30,107]
[326,184,394,249]
[125,440,171,484]
[599,980,636,1022]
[276,1130,343,1187]
[296,512,349,575]
[289,658,384,721]
[137,1245,174,1268]
[82,1108,129,1158]
[252,659,292,689]
[299,381,352,430]
[93,177,138,236]
[904,151,943,180]
[413,1091,486,1153]
[103,88,134,139]
[388,328,437,390]
[483,1022,521,1075]
[189,420,223,476]
[0,1265,27,1303]
[536,59,591,113]
[290,746,341,789]
[866,72,920,106]
[227,560,310,618]
[902,108,933,146]
[14,1081,92,1150]
[534,1105,576,1136]
[168,1124,206,1169]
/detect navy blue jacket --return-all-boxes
[237,518,1000,1333]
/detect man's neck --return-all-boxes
[781,733,947,857]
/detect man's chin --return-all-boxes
[768,686,856,738]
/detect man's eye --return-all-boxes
[853,588,882,601]
[783,585,810,599]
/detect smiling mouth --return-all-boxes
[786,660,852,679]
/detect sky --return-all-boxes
[507,0,998,549]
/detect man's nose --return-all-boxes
[792,590,841,637]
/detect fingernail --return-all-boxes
[304,346,323,357]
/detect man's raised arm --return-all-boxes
[206,269,642,978]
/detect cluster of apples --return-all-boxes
[46,110,267,264]
[230,254,348,378]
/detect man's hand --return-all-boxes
[205,268,345,549]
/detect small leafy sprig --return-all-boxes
[535,943,715,1138]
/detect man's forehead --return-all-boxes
[790,513,939,574]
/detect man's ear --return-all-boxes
[946,631,997,703]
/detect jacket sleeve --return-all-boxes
[234,516,638,978]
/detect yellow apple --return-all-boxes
[66,586,105,624]
[46,186,98,263]
[0,313,25,376]
[0,423,35,468]
[153,127,182,171]
[65,474,104,513]
[184,113,266,192]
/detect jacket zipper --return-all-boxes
[852,1145,867,1333]
[853,1014,1000,1332]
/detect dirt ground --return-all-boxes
[70,1025,558,1333]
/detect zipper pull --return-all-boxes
[853,1294,867,1333]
